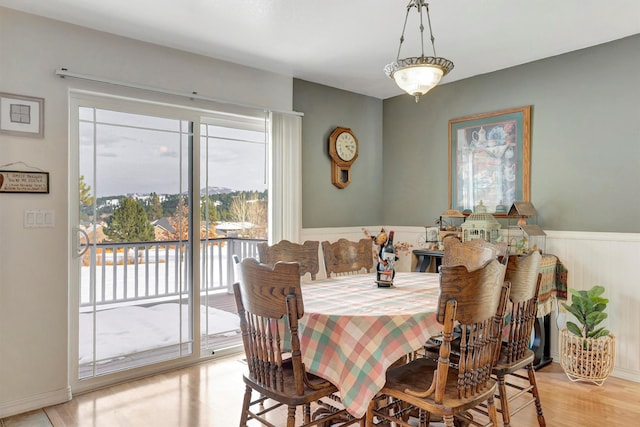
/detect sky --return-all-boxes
[79,107,268,197]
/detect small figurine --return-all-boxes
[372,228,388,247]
[373,229,397,287]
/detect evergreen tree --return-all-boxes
[78,175,95,220]
[146,192,164,221]
[79,175,95,207]
[200,195,219,223]
[161,193,182,217]
[104,197,155,242]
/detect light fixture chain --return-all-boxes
[424,2,438,57]
[395,1,414,62]
[417,0,426,58]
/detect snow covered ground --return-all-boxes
[79,303,240,364]
[78,244,245,368]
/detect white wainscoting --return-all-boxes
[302,227,640,383]
[545,230,640,383]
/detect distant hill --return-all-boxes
[200,186,234,195]
[96,187,238,200]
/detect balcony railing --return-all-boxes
[80,237,264,309]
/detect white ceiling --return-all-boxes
[2,0,639,99]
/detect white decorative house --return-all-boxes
[461,212,501,243]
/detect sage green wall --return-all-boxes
[296,35,639,232]
[293,80,383,228]
[382,34,640,232]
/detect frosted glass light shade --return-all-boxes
[384,1,454,102]
[392,65,444,98]
[385,56,453,102]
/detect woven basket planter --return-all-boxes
[559,328,615,386]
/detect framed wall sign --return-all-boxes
[0,92,45,138]
[0,170,50,194]
[448,106,531,214]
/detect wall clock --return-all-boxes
[328,126,358,189]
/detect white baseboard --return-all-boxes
[0,386,71,419]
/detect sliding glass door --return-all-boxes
[199,116,268,354]
[72,95,193,380]
[69,92,273,386]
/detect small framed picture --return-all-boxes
[0,170,50,194]
[0,92,45,138]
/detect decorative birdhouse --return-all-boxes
[506,201,546,254]
[437,209,465,242]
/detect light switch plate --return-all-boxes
[24,210,55,228]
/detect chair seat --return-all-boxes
[494,348,536,374]
[383,357,498,415]
[243,373,338,407]
[243,360,338,407]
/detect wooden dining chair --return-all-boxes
[368,258,510,427]
[321,238,373,277]
[490,251,546,427]
[424,238,508,356]
[235,258,362,427]
[257,240,320,281]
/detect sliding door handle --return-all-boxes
[74,227,90,257]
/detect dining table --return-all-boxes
[298,272,442,419]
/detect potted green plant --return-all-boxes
[559,285,615,385]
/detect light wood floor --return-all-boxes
[4,353,639,426]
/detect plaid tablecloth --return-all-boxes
[538,254,568,316]
[299,272,442,419]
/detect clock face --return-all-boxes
[336,132,357,161]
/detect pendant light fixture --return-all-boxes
[384,0,454,102]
